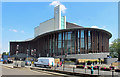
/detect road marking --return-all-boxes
[31,69,72,77]
[2,66,14,69]
[29,69,52,75]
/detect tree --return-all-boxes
[2,52,9,58]
[109,38,120,61]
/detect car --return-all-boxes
[25,61,31,66]
[34,57,55,67]
[3,60,7,64]
[7,59,13,64]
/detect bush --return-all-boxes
[76,65,85,68]
[87,66,91,69]
[100,67,110,71]
[115,69,120,72]
[109,66,115,70]
[93,66,98,70]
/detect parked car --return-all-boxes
[7,59,13,64]
[34,57,55,67]
[25,60,31,66]
[3,60,7,64]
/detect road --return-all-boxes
[1,65,62,77]
[1,63,120,77]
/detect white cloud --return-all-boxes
[91,25,108,31]
[49,1,67,13]
[9,29,25,33]
[21,30,25,33]
[9,29,18,32]
[49,1,60,6]
[101,26,106,29]
[91,26,99,28]
[73,23,78,25]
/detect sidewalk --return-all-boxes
[2,64,14,68]
[54,65,119,76]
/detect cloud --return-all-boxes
[101,26,106,29]
[49,1,67,13]
[9,29,25,33]
[21,30,25,33]
[9,29,18,32]
[91,26,99,28]
[91,25,107,30]
[49,1,60,6]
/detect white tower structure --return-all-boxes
[54,5,66,30]
[34,5,66,37]
[54,5,61,30]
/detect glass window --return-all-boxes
[88,31,91,50]
[58,42,61,48]
[78,30,80,53]
[81,30,84,49]
[78,30,80,38]
[65,32,67,40]
[61,16,65,29]
[81,30,84,38]
[68,32,72,40]
[68,33,71,40]
[58,33,62,41]
[63,32,64,40]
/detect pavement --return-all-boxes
[1,63,120,77]
[1,63,77,77]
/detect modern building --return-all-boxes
[10,5,112,59]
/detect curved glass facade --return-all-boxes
[10,29,110,57]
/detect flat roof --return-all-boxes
[10,27,112,43]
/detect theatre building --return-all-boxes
[10,5,112,59]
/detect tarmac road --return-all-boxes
[1,65,62,77]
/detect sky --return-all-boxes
[1,2,118,53]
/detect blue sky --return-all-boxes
[2,2,118,53]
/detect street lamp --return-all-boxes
[17,45,19,50]
[27,49,29,61]
[16,50,18,67]
[47,53,49,57]
[63,53,67,71]
[34,49,36,58]
[31,49,33,56]
[39,53,40,57]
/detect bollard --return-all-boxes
[54,66,56,70]
[111,66,115,77]
[84,65,87,73]
[73,67,75,73]
[112,70,114,77]
[98,66,100,75]
[85,68,86,73]
[63,64,64,71]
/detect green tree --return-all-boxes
[2,52,9,56]
[109,38,120,61]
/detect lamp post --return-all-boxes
[47,53,49,57]
[98,58,101,64]
[63,53,67,71]
[39,53,40,57]
[34,49,36,58]
[27,49,29,61]
[16,50,18,67]
[16,44,19,67]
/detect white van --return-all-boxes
[34,57,55,67]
